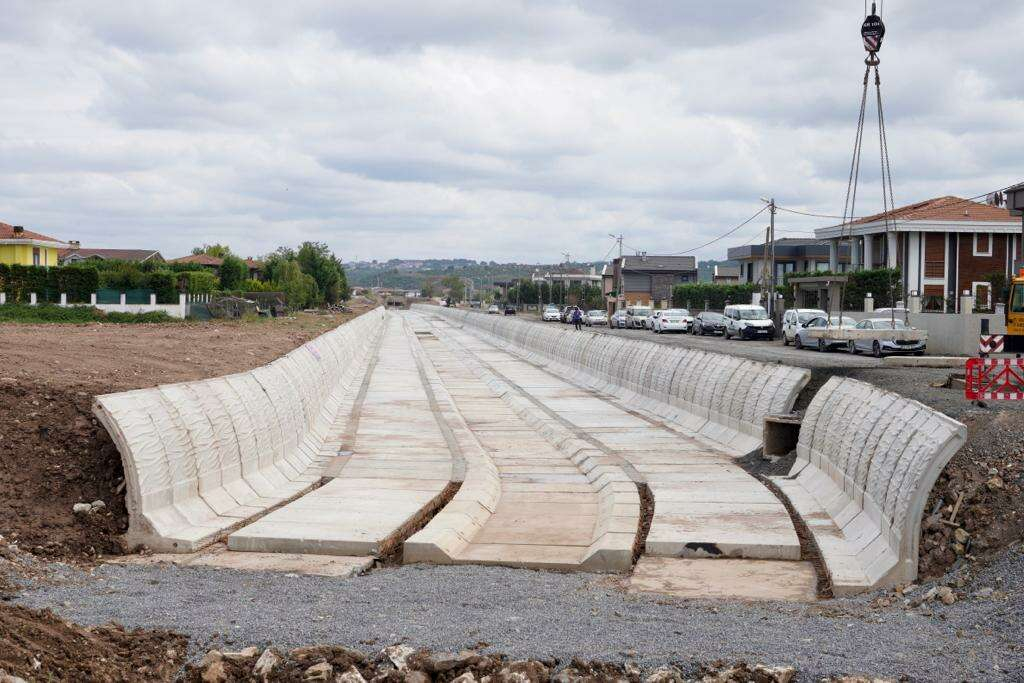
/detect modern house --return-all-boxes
[727,238,851,285]
[604,254,699,310]
[531,266,602,289]
[0,222,67,266]
[814,196,1022,311]
[59,242,164,265]
[712,265,741,283]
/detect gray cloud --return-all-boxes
[0,1,1021,263]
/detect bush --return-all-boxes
[0,304,175,324]
[143,270,178,304]
[240,278,274,292]
[219,255,248,290]
[48,265,100,303]
[97,261,146,290]
[672,283,758,310]
[0,263,100,303]
[780,268,901,309]
[182,270,219,294]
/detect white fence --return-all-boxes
[0,292,189,318]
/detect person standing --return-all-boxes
[572,307,583,331]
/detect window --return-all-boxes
[973,233,992,257]
[32,247,40,266]
[972,282,992,309]
[1012,282,1024,313]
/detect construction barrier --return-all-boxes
[772,376,966,595]
[93,308,387,552]
[965,357,1024,400]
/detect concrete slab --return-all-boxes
[109,544,373,578]
[629,557,818,602]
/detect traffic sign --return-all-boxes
[979,334,1005,354]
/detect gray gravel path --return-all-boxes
[14,548,1023,682]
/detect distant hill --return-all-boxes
[345,258,605,293]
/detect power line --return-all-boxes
[663,205,770,255]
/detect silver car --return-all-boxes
[794,315,858,352]
[584,309,608,326]
[850,318,926,357]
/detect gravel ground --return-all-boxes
[12,549,1023,682]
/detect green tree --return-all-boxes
[219,254,248,290]
[276,260,319,309]
[296,241,348,304]
[262,247,297,283]
[442,275,466,303]
[191,243,233,258]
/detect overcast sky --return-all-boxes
[1,1,1022,264]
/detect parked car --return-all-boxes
[504,305,516,315]
[610,310,629,328]
[794,315,858,352]
[561,306,580,323]
[781,308,828,345]
[850,318,926,357]
[874,307,910,321]
[652,308,693,333]
[625,306,652,329]
[542,304,561,322]
[723,304,775,340]
[487,304,500,314]
[692,311,726,336]
[584,309,608,326]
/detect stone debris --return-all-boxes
[0,669,29,683]
[183,646,814,683]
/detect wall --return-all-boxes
[0,243,59,266]
[907,311,1007,355]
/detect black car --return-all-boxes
[503,305,516,315]
[692,311,726,336]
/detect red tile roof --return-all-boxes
[0,221,64,243]
[59,248,162,262]
[170,254,224,266]
[853,196,1016,225]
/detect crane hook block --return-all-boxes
[861,10,885,53]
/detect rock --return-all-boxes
[987,476,1005,491]
[201,660,228,683]
[383,644,416,670]
[505,660,550,681]
[337,666,368,683]
[90,500,106,511]
[254,648,282,677]
[0,669,29,683]
[754,664,796,682]
[953,528,970,544]
[200,650,224,668]
[645,666,683,682]
[424,651,480,673]
[72,503,92,515]
[304,661,334,681]
[936,586,957,605]
[450,673,477,683]
[223,646,259,662]
[401,672,430,683]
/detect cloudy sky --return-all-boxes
[1,1,1022,264]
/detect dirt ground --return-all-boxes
[0,305,373,564]
[0,603,187,681]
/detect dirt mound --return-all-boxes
[183,644,801,682]
[0,603,186,681]
[0,380,128,560]
[919,410,1023,577]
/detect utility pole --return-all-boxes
[769,197,776,317]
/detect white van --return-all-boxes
[781,308,827,345]
[723,304,776,340]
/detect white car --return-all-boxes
[850,318,926,357]
[781,308,827,345]
[542,305,561,322]
[584,309,608,326]
[794,315,858,352]
[487,304,500,314]
[610,310,629,328]
[723,304,776,340]
[625,306,652,329]
[652,308,693,333]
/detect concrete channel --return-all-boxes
[94,306,967,599]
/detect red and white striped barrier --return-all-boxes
[979,334,1005,354]
[965,357,1024,400]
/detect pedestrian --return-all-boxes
[572,307,583,331]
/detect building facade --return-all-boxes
[814,196,1022,311]
[727,238,851,285]
[0,222,66,266]
[606,254,698,309]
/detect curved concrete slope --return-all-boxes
[93,308,386,552]
[415,308,802,561]
[772,376,967,595]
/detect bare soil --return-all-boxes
[0,602,187,681]
[0,307,373,564]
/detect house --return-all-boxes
[605,254,698,309]
[0,222,67,266]
[712,265,741,283]
[531,266,602,289]
[814,196,1022,311]
[169,254,264,280]
[727,238,851,285]
[59,242,164,264]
